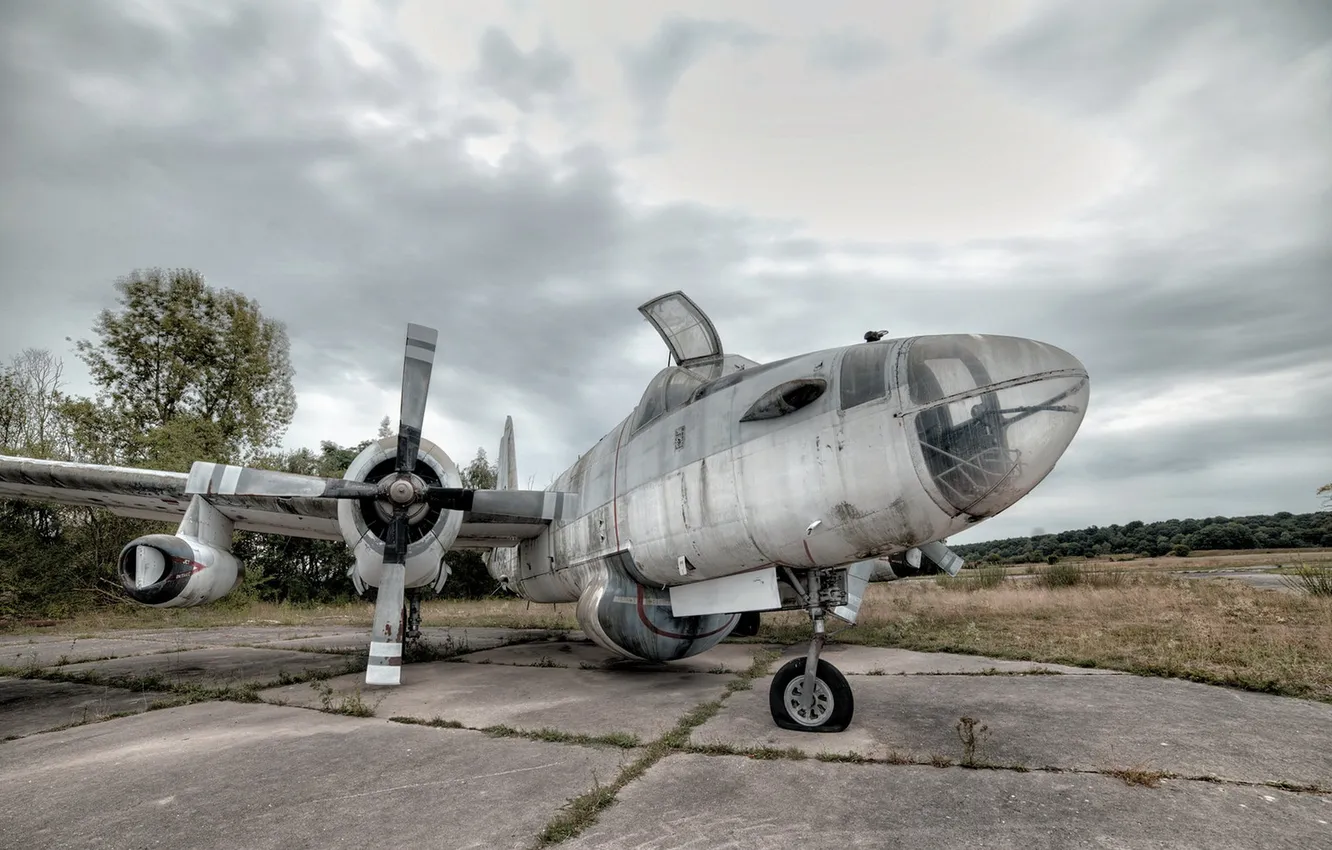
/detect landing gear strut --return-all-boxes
[768,568,854,732]
[401,591,423,649]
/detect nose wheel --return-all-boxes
[768,568,855,732]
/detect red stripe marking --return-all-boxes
[171,556,206,574]
[635,584,738,641]
[802,540,817,565]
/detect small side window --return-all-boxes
[839,344,888,410]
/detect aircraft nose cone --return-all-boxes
[902,334,1090,519]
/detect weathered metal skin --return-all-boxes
[116,534,241,607]
[487,333,1090,656]
[337,435,463,593]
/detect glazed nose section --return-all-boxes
[904,335,1090,518]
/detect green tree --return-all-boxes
[438,448,500,599]
[0,348,66,458]
[72,268,296,465]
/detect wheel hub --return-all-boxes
[783,676,833,726]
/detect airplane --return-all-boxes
[0,291,1089,732]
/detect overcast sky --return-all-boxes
[2,0,1329,543]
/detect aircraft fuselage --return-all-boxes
[493,332,1089,606]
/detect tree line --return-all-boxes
[1,269,500,620]
[951,509,1332,566]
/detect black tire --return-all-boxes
[731,611,761,637]
[768,657,854,733]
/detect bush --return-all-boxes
[1036,562,1083,588]
[938,563,1006,592]
[1170,544,1191,557]
[1281,563,1332,597]
[1046,554,1059,565]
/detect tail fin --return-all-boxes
[496,416,517,491]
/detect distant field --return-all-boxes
[760,574,1332,702]
[7,551,1330,703]
[1006,548,1332,574]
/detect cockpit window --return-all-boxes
[906,338,995,405]
[839,343,890,410]
[631,366,709,433]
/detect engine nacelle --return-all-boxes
[337,435,464,593]
[576,559,739,662]
[869,547,952,581]
[117,534,242,608]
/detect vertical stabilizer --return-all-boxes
[497,416,517,491]
[487,416,521,590]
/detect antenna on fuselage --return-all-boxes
[864,330,889,342]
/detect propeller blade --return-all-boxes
[185,462,379,500]
[423,486,579,520]
[366,509,409,686]
[396,323,438,475]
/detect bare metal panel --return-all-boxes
[669,566,781,617]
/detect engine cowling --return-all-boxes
[870,552,944,581]
[337,435,464,593]
[576,559,739,662]
[117,534,242,608]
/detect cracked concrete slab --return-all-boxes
[0,701,632,850]
[561,754,1332,850]
[774,643,1124,675]
[258,657,742,742]
[691,673,1332,788]
[55,646,361,686]
[1,638,200,669]
[0,677,171,739]
[0,632,71,648]
[5,625,1328,849]
[458,638,768,673]
[105,626,362,646]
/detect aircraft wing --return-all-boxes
[0,455,551,545]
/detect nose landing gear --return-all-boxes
[768,568,855,733]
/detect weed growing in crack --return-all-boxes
[1107,765,1168,788]
[816,751,874,764]
[309,682,382,717]
[956,716,991,767]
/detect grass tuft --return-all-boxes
[1280,562,1332,597]
[1107,766,1169,788]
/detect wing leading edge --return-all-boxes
[0,455,550,545]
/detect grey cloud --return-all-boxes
[981,0,1332,116]
[471,26,574,111]
[925,1,952,57]
[0,0,792,481]
[1078,403,1332,482]
[1,1,1328,539]
[807,28,891,75]
[620,15,770,141]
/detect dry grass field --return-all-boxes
[9,551,1331,702]
[761,575,1332,701]
[997,548,1332,575]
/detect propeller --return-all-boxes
[184,322,578,687]
[364,323,439,686]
